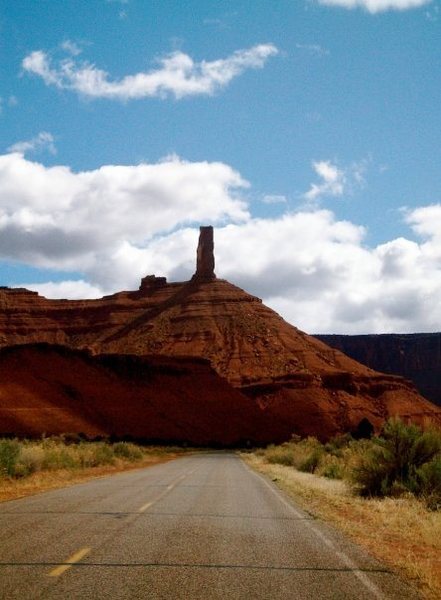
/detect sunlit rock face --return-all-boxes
[0,228,440,442]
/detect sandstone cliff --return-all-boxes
[0,227,439,442]
[0,343,288,445]
[316,333,441,407]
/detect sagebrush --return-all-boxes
[0,437,160,479]
[260,419,441,509]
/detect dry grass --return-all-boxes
[0,451,181,503]
[243,453,441,600]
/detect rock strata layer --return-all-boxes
[0,230,440,442]
[0,344,287,445]
[0,277,440,442]
[317,333,441,407]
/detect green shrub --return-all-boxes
[415,456,441,510]
[352,419,441,501]
[322,461,344,479]
[0,439,20,477]
[113,442,143,461]
[15,445,45,476]
[265,444,294,466]
[324,433,353,457]
[90,443,115,466]
[42,447,79,470]
[77,442,115,467]
[298,448,323,473]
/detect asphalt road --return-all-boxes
[0,453,419,599]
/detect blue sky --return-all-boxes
[1,0,441,334]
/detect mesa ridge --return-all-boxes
[0,226,439,444]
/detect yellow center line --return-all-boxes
[139,500,154,513]
[48,547,91,577]
[138,470,194,513]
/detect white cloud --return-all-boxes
[60,40,82,56]
[7,132,56,156]
[303,158,368,203]
[0,152,248,286]
[304,160,346,202]
[405,204,441,240]
[22,44,279,100]
[25,279,102,300]
[317,0,431,13]
[2,152,441,334]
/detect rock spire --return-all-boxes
[193,226,216,281]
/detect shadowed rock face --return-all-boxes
[0,344,288,445]
[0,229,440,442]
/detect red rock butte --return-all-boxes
[0,226,440,444]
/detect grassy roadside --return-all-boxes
[242,453,441,600]
[0,438,187,502]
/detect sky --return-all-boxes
[1,0,441,334]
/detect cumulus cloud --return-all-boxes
[304,160,346,202]
[22,44,279,100]
[2,152,441,334]
[215,212,441,334]
[303,159,368,203]
[7,132,56,156]
[317,0,431,13]
[0,152,248,283]
[23,279,103,300]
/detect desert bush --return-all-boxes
[259,420,441,508]
[0,437,154,481]
[15,445,45,476]
[0,439,20,477]
[92,443,115,466]
[42,446,79,470]
[352,419,441,504]
[77,442,115,467]
[320,455,345,479]
[415,455,441,510]
[266,444,295,466]
[264,437,327,473]
[298,448,323,473]
[324,433,353,457]
[113,442,143,461]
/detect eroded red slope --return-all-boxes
[0,344,291,445]
[0,228,440,440]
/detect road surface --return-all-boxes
[0,452,419,599]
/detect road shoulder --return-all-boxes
[241,452,439,600]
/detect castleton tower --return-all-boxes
[193,226,216,281]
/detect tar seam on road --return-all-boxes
[241,460,387,600]
[0,511,314,520]
[48,547,91,577]
[0,561,392,573]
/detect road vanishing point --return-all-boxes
[0,453,419,599]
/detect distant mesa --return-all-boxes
[0,226,440,444]
[317,333,441,408]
